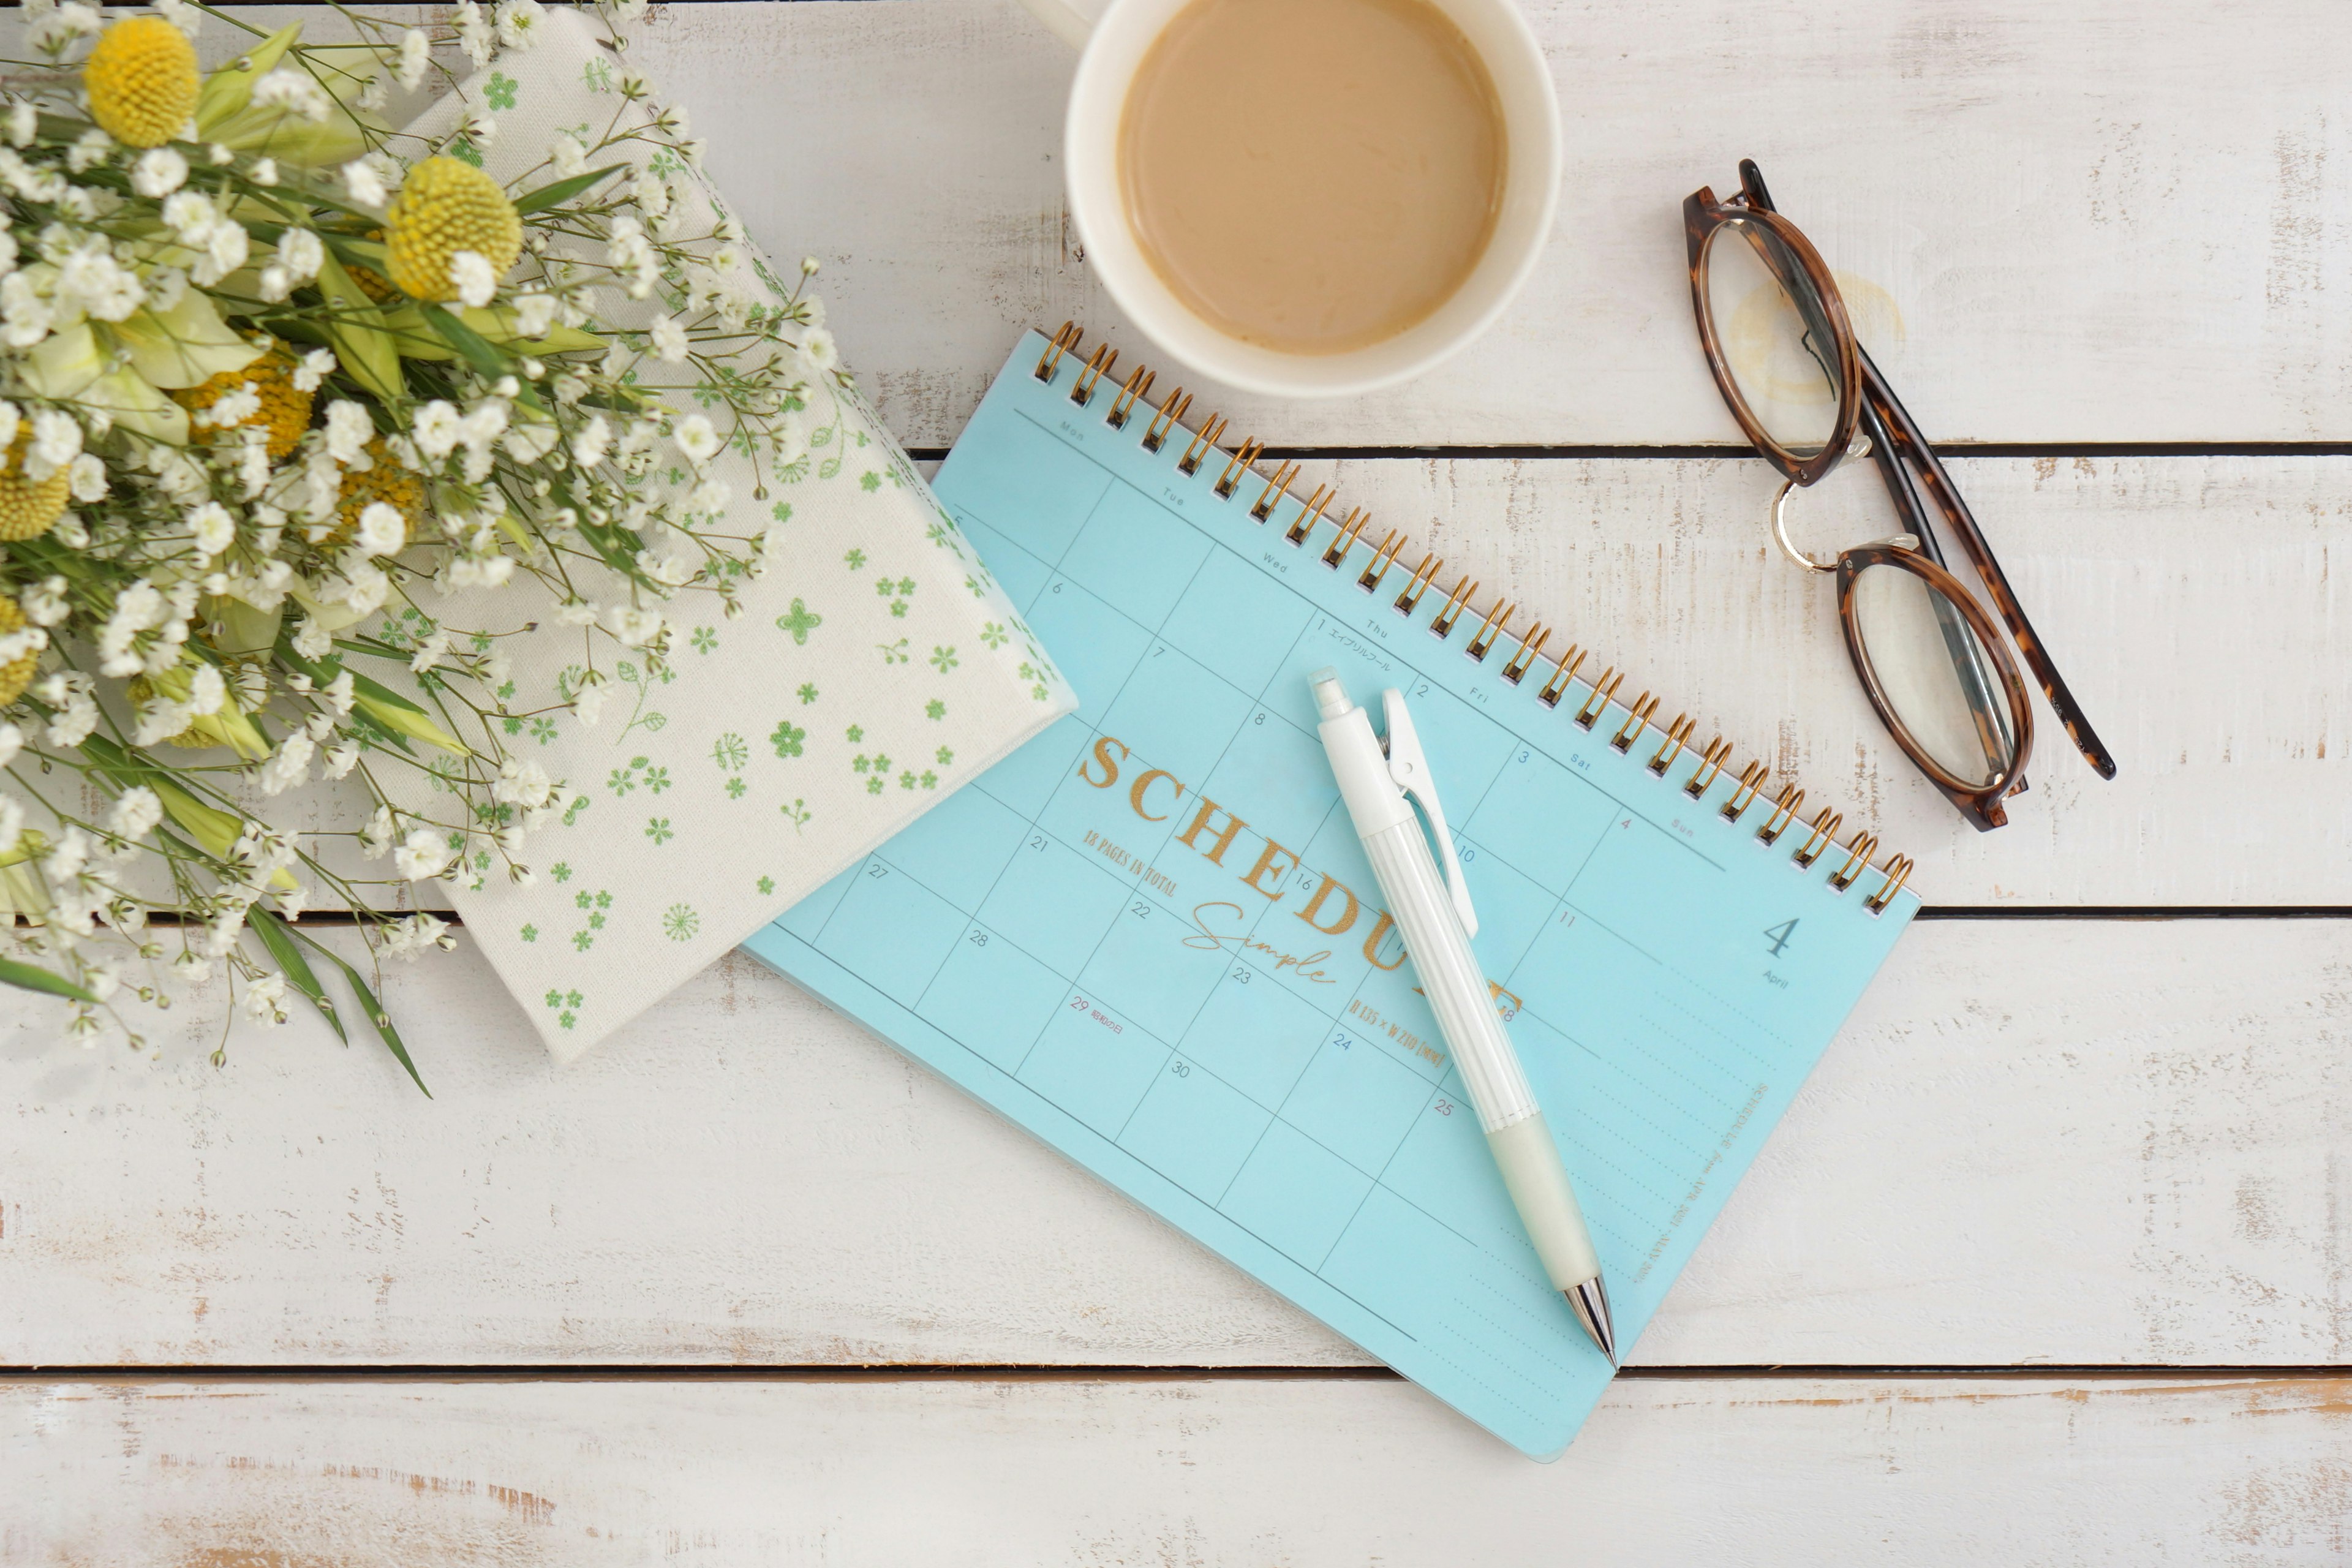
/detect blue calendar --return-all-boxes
[744,328,1921,1458]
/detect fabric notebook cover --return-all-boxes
[379,15,1074,1059]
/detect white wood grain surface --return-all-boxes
[632,0,2352,447]
[205,452,2352,907]
[6,918,2346,1369]
[1287,452,2346,903]
[7,3,2348,1558]
[9,1374,2351,1564]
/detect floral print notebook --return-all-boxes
[379,15,1073,1058]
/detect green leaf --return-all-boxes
[195,21,304,135]
[270,629,333,684]
[344,668,429,716]
[0,953,96,1004]
[506,326,606,356]
[341,704,417,755]
[354,692,470,756]
[317,234,393,273]
[319,947,431,1098]
[249,908,345,1044]
[80,734,298,892]
[419,304,511,381]
[511,164,628,215]
[315,252,404,401]
[456,305,603,356]
[374,306,458,363]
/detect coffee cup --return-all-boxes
[1020,0,1561,400]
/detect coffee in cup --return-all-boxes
[1025,0,1560,399]
[1118,0,1507,356]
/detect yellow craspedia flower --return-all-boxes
[382,157,522,303]
[172,348,314,460]
[84,14,200,150]
[0,595,39,707]
[0,437,71,543]
[327,440,424,546]
[350,232,402,303]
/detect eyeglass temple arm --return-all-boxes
[1849,392,2021,787]
[1858,345,2119,780]
[1733,165,2015,775]
[1735,158,2092,783]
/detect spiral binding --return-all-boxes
[1028,323,1919,916]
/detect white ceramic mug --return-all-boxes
[1019,0,1561,399]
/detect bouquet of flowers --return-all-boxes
[0,0,832,1085]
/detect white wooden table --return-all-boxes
[7,2,2351,1560]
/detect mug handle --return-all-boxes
[1015,0,1111,48]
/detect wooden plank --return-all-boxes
[1292,453,2346,905]
[7,1374,2350,1562]
[627,0,2352,447]
[176,453,2352,907]
[6,917,2347,1369]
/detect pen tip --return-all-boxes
[1566,1277,1616,1366]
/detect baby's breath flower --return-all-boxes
[66,454,105,503]
[454,0,496,67]
[397,29,432,90]
[242,972,290,1025]
[0,4,840,1056]
[275,228,324,285]
[355,502,405,559]
[673,413,721,466]
[448,249,497,308]
[606,604,664,646]
[344,159,389,206]
[186,500,235,558]
[68,129,116,175]
[799,326,840,374]
[252,69,333,124]
[20,577,67,628]
[412,400,462,459]
[290,347,337,393]
[130,146,187,198]
[496,0,548,49]
[570,415,610,470]
[256,732,312,796]
[394,826,451,882]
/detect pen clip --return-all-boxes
[1379,689,1479,939]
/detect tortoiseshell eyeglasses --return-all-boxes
[1684,158,2116,831]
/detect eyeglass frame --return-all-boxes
[1682,159,2117,831]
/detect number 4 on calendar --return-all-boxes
[1763,918,1799,957]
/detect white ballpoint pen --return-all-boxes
[1310,669,1616,1363]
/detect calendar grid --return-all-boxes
[804,448,1665,1286]
[792,469,1550,1292]
[747,330,1920,1457]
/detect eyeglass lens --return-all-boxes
[1700,218,1844,459]
[1848,561,2018,788]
